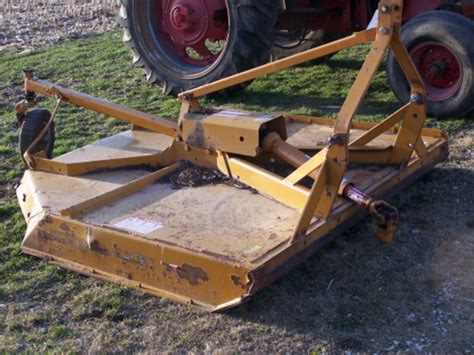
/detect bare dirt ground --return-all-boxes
[0,0,118,52]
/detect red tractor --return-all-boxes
[119,0,474,118]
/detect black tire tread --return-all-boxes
[118,0,278,96]
[19,109,55,164]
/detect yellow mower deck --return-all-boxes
[15,0,449,311]
[17,120,447,311]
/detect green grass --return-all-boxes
[0,30,473,353]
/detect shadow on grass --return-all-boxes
[227,165,474,349]
[211,89,400,118]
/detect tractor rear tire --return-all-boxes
[119,0,278,96]
[387,11,474,118]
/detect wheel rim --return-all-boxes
[410,42,463,102]
[155,0,228,68]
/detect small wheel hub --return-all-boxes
[410,42,463,101]
[164,0,207,43]
[429,59,447,77]
[170,5,191,29]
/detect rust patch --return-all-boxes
[59,223,70,232]
[39,215,54,227]
[185,121,206,148]
[176,264,209,286]
[89,239,109,256]
[231,275,247,289]
[36,229,69,245]
[113,244,156,271]
[34,228,107,256]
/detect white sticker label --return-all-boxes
[114,217,164,235]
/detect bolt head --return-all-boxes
[410,93,424,104]
[379,27,389,35]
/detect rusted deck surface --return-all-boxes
[80,183,300,264]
